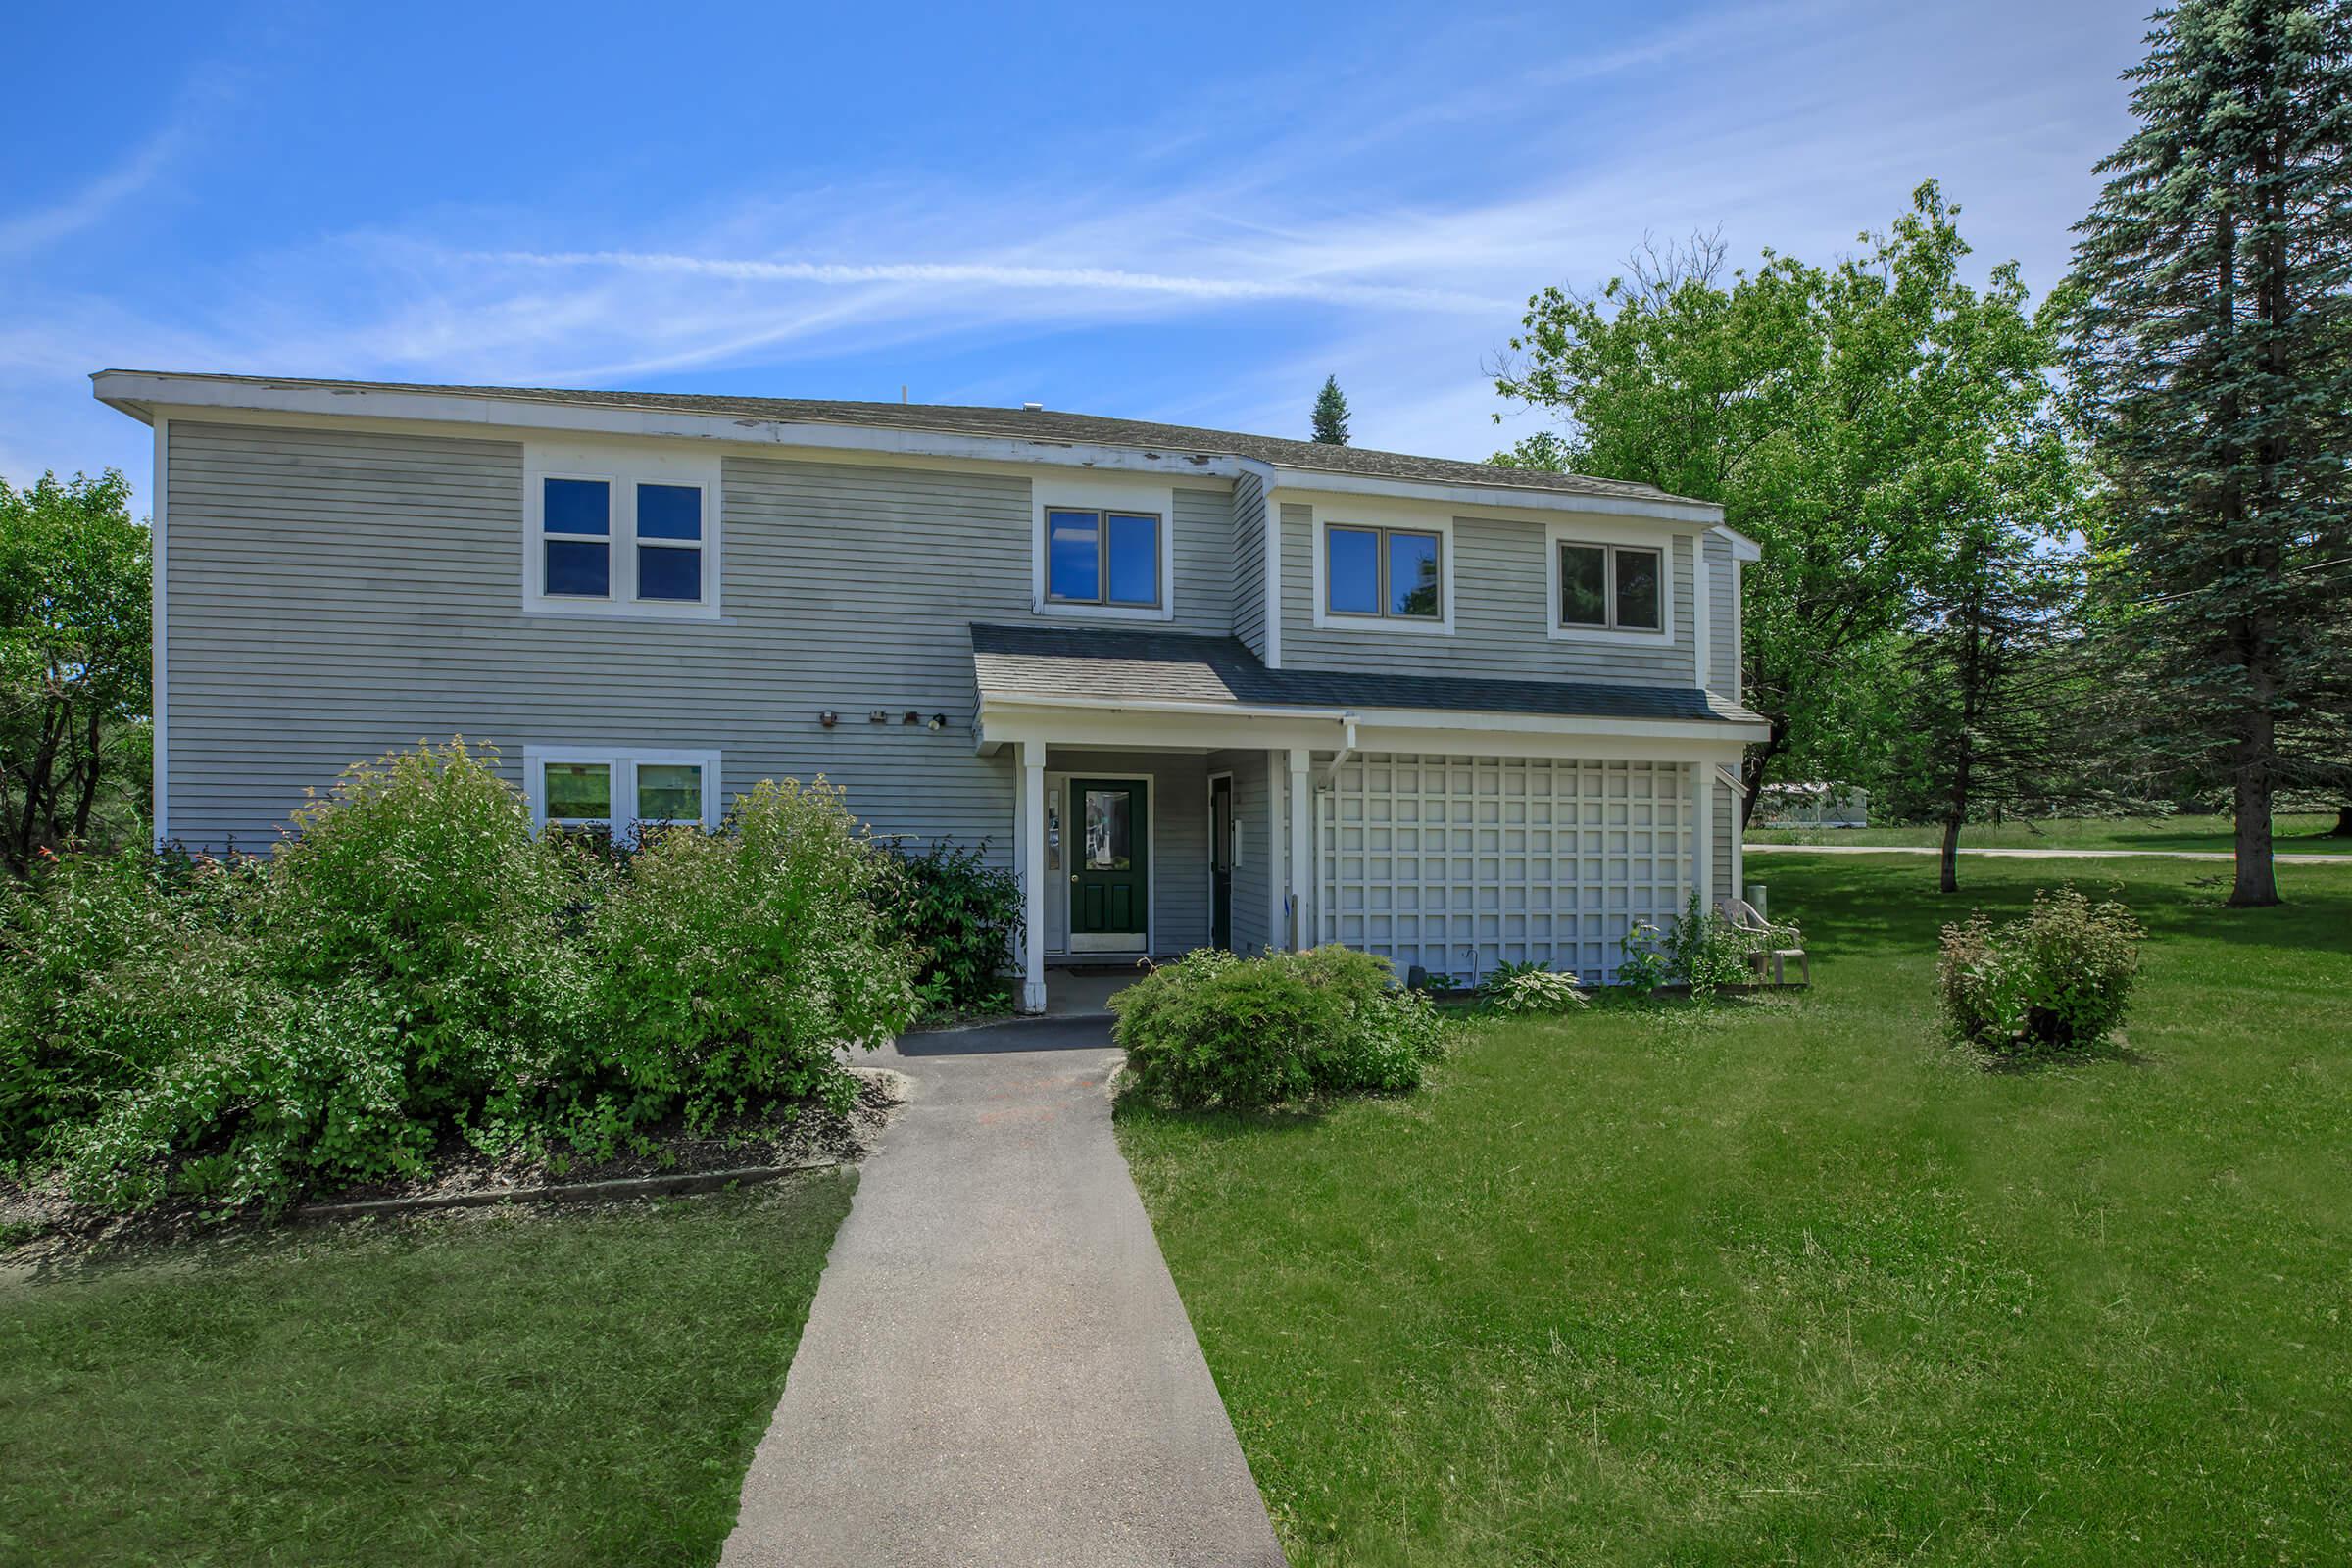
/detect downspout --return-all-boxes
[1319,713,1358,791]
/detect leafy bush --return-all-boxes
[1474,960,1590,1015]
[1112,946,1446,1109]
[1938,887,2142,1057]
[11,743,918,1213]
[1614,922,1671,996]
[581,778,916,1140]
[879,838,1022,1014]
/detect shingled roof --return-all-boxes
[99,369,1702,509]
[970,622,1766,726]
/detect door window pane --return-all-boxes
[546,761,611,819]
[544,478,609,535]
[638,544,701,601]
[637,483,702,540]
[546,539,611,597]
[1389,531,1441,618]
[1615,547,1662,629]
[1048,509,1101,600]
[1085,789,1131,870]
[1560,544,1607,625]
[1327,526,1380,614]
[636,763,703,822]
[1105,513,1159,606]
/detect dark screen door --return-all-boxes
[1209,775,1233,950]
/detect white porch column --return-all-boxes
[1019,739,1047,1013]
[1265,749,1286,954]
[1287,747,1312,949]
[1692,760,1716,914]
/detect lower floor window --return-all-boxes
[525,747,719,839]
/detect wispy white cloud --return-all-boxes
[0,126,187,257]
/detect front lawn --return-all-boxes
[1118,855,2352,1565]
[0,1175,854,1567]
[1747,810,2350,855]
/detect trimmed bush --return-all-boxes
[879,837,1022,1015]
[1474,960,1590,1015]
[1112,946,1446,1109]
[580,778,916,1139]
[1937,887,2143,1057]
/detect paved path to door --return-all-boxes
[1746,842,2352,864]
[720,1016,1287,1568]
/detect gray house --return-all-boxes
[95,369,1767,1010]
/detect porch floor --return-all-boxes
[1042,963,1152,1018]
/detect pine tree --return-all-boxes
[2064,0,2352,906]
[1310,376,1350,445]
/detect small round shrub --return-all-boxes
[1937,886,2143,1057]
[1474,960,1590,1015]
[1112,945,1446,1109]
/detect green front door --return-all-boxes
[1069,777,1148,951]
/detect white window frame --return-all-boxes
[1544,520,1680,646]
[523,746,722,840]
[1032,473,1177,622]
[523,440,722,620]
[1308,505,1455,636]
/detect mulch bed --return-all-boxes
[0,1068,905,1264]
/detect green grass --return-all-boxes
[1748,810,2350,855]
[1119,856,2352,1565]
[0,1174,855,1568]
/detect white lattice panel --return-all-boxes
[1317,754,1690,985]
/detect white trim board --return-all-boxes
[150,415,169,847]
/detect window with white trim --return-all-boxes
[1046,508,1161,608]
[525,748,720,840]
[1326,522,1443,620]
[1556,541,1664,633]
[524,442,721,619]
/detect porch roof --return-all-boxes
[969,622,1767,726]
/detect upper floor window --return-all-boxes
[1557,542,1662,632]
[524,442,721,620]
[1047,508,1161,608]
[1326,523,1442,620]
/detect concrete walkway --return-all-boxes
[719,1017,1286,1568]
[1746,842,2352,865]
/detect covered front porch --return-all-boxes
[971,622,1771,1015]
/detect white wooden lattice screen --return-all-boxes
[1317,754,1690,985]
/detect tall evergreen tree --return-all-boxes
[2064,0,2352,906]
[1310,376,1351,445]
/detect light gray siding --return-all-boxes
[163,420,1048,856]
[1715,785,1737,897]
[1168,486,1232,635]
[1230,472,1266,657]
[1208,749,1271,955]
[1705,533,1740,695]
[1277,502,1700,686]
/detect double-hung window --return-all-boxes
[526,443,720,619]
[526,748,720,841]
[1325,523,1443,621]
[1046,508,1162,609]
[1556,541,1664,633]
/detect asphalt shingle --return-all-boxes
[969,622,1766,725]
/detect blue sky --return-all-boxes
[4,0,2153,514]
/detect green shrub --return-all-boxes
[1112,946,1446,1109]
[0,846,265,1163]
[1937,887,2143,1057]
[1474,959,1590,1015]
[1614,922,1671,995]
[879,838,1022,1014]
[45,742,594,1209]
[581,778,917,1142]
